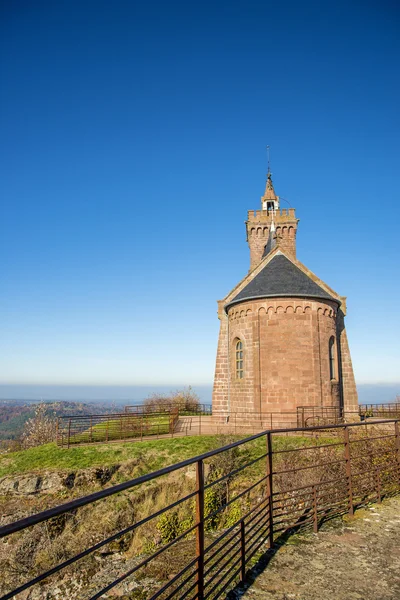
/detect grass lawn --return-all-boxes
[63,415,171,445]
[0,433,335,478]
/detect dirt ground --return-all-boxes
[237,496,400,600]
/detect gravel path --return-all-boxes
[237,496,400,600]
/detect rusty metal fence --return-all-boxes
[1,420,399,600]
[56,405,357,447]
[56,411,179,447]
[359,403,400,419]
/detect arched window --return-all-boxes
[235,339,244,379]
[329,336,336,380]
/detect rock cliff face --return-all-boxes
[0,465,120,497]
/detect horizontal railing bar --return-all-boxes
[273,506,313,520]
[273,475,347,496]
[273,441,344,454]
[272,490,314,503]
[351,468,389,479]
[316,490,348,503]
[348,434,395,444]
[274,510,315,524]
[313,498,349,511]
[273,457,346,476]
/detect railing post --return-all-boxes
[120,415,123,441]
[312,486,318,533]
[90,417,93,443]
[140,416,143,441]
[67,418,71,449]
[106,417,109,442]
[395,421,400,488]
[195,459,205,600]
[266,432,274,548]
[375,467,382,504]
[343,426,354,516]
[240,519,246,582]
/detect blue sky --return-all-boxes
[1,1,399,401]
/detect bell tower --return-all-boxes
[245,170,299,270]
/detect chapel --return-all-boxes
[212,168,358,422]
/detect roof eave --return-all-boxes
[224,293,341,313]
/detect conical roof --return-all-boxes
[263,172,277,200]
[225,254,337,311]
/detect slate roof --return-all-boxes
[225,254,338,311]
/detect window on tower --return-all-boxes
[235,339,244,379]
[329,336,336,380]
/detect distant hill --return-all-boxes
[0,400,118,442]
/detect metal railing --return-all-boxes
[56,411,176,447]
[359,403,400,419]
[296,405,344,427]
[1,419,399,599]
[56,405,359,447]
[124,403,212,415]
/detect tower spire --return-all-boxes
[261,145,279,209]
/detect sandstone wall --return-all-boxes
[212,297,357,418]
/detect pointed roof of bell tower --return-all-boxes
[263,171,277,200]
[261,146,280,209]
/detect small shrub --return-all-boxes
[223,500,242,528]
[21,404,57,448]
[143,386,200,413]
[156,511,180,543]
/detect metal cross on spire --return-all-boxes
[266,145,271,175]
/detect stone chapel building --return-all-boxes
[212,170,358,422]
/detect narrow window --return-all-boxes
[329,336,336,380]
[235,339,244,379]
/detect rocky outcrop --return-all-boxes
[0,465,120,496]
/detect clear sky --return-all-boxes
[1,1,399,401]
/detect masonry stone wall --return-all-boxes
[212,297,351,418]
[246,208,298,269]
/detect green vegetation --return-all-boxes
[0,433,331,478]
[65,414,171,445]
[0,435,233,477]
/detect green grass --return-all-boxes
[64,415,171,445]
[0,433,336,479]
[0,436,233,477]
